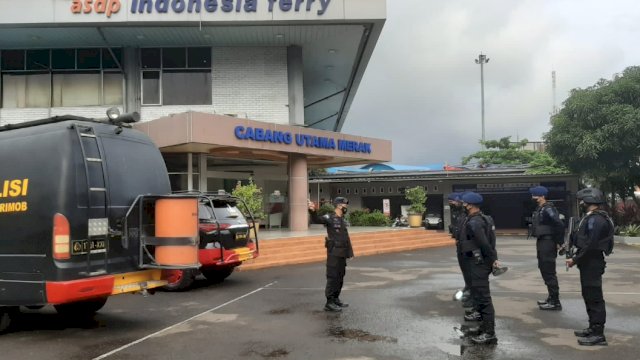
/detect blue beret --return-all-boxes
[529,186,548,196]
[461,192,483,205]
[447,192,461,201]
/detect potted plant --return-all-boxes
[232,178,266,236]
[405,186,427,228]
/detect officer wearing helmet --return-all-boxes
[529,185,565,310]
[566,188,614,346]
[309,197,354,312]
[448,192,462,238]
[458,192,501,345]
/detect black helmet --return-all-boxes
[576,188,605,204]
[333,197,349,206]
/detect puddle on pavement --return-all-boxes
[241,346,290,358]
[268,308,291,315]
[327,326,398,343]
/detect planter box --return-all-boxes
[614,235,640,245]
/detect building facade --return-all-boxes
[0,0,390,230]
[310,167,580,230]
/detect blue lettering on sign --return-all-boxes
[130,0,329,14]
[234,126,369,153]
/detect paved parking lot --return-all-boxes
[0,236,638,360]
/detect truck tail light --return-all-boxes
[53,213,70,260]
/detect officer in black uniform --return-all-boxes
[566,188,614,346]
[459,192,501,345]
[529,186,565,310]
[309,197,354,312]
[450,193,473,308]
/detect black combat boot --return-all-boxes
[574,327,593,337]
[537,297,550,306]
[470,321,497,345]
[324,300,342,312]
[464,311,482,321]
[334,298,349,308]
[578,325,607,346]
[539,299,562,311]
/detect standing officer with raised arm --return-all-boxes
[309,197,354,312]
[529,186,565,310]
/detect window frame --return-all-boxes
[140,47,212,106]
[0,48,123,109]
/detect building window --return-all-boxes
[140,47,212,106]
[371,187,375,194]
[1,48,123,109]
[388,187,393,193]
[362,188,367,194]
[337,189,342,195]
[354,188,358,195]
[433,185,439,192]
[346,188,350,195]
[380,187,384,194]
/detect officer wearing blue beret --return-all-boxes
[458,192,501,344]
[529,186,565,311]
[448,192,474,308]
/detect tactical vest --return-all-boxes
[531,203,554,237]
[460,213,496,253]
[575,210,614,255]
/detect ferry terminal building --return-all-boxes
[0,0,390,230]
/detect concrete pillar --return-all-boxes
[288,153,308,231]
[287,46,305,126]
[122,47,141,115]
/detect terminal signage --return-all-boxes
[71,0,332,17]
[234,126,372,154]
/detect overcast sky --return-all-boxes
[343,0,640,166]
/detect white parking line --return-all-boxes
[92,281,277,360]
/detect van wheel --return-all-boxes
[201,267,234,284]
[0,308,15,333]
[162,269,196,291]
[54,297,108,317]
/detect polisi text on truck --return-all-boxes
[71,0,122,18]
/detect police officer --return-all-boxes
[450,193,473,308]
[566,188,614,346]
[459,192,501,345]
[309,197,354,312]
[529,186,565,310]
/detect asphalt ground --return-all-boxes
[0,236,638,360]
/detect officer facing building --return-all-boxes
[566,188,614,346]
[459,192,501,345]
[529,186,565,310]
[309,197,354,312]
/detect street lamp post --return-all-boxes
[475,53,489,145]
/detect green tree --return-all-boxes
[462,136,569,174]
[231,178,265,220]
[405,186,427,215]
[545,66,640,198]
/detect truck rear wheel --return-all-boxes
[0,308,15,333]
[54,297,108,317]
[162,269,196,291]
[201,267,234,284]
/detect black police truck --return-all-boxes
[0,110,200,333]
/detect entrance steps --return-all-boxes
[239,228,454,271]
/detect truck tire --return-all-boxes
[54,297,108,318]
[201,267,234,284]
[162,269,196,291]
[0,309,14,333]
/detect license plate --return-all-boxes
[72,239,107,255]
[235,233,247,241]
